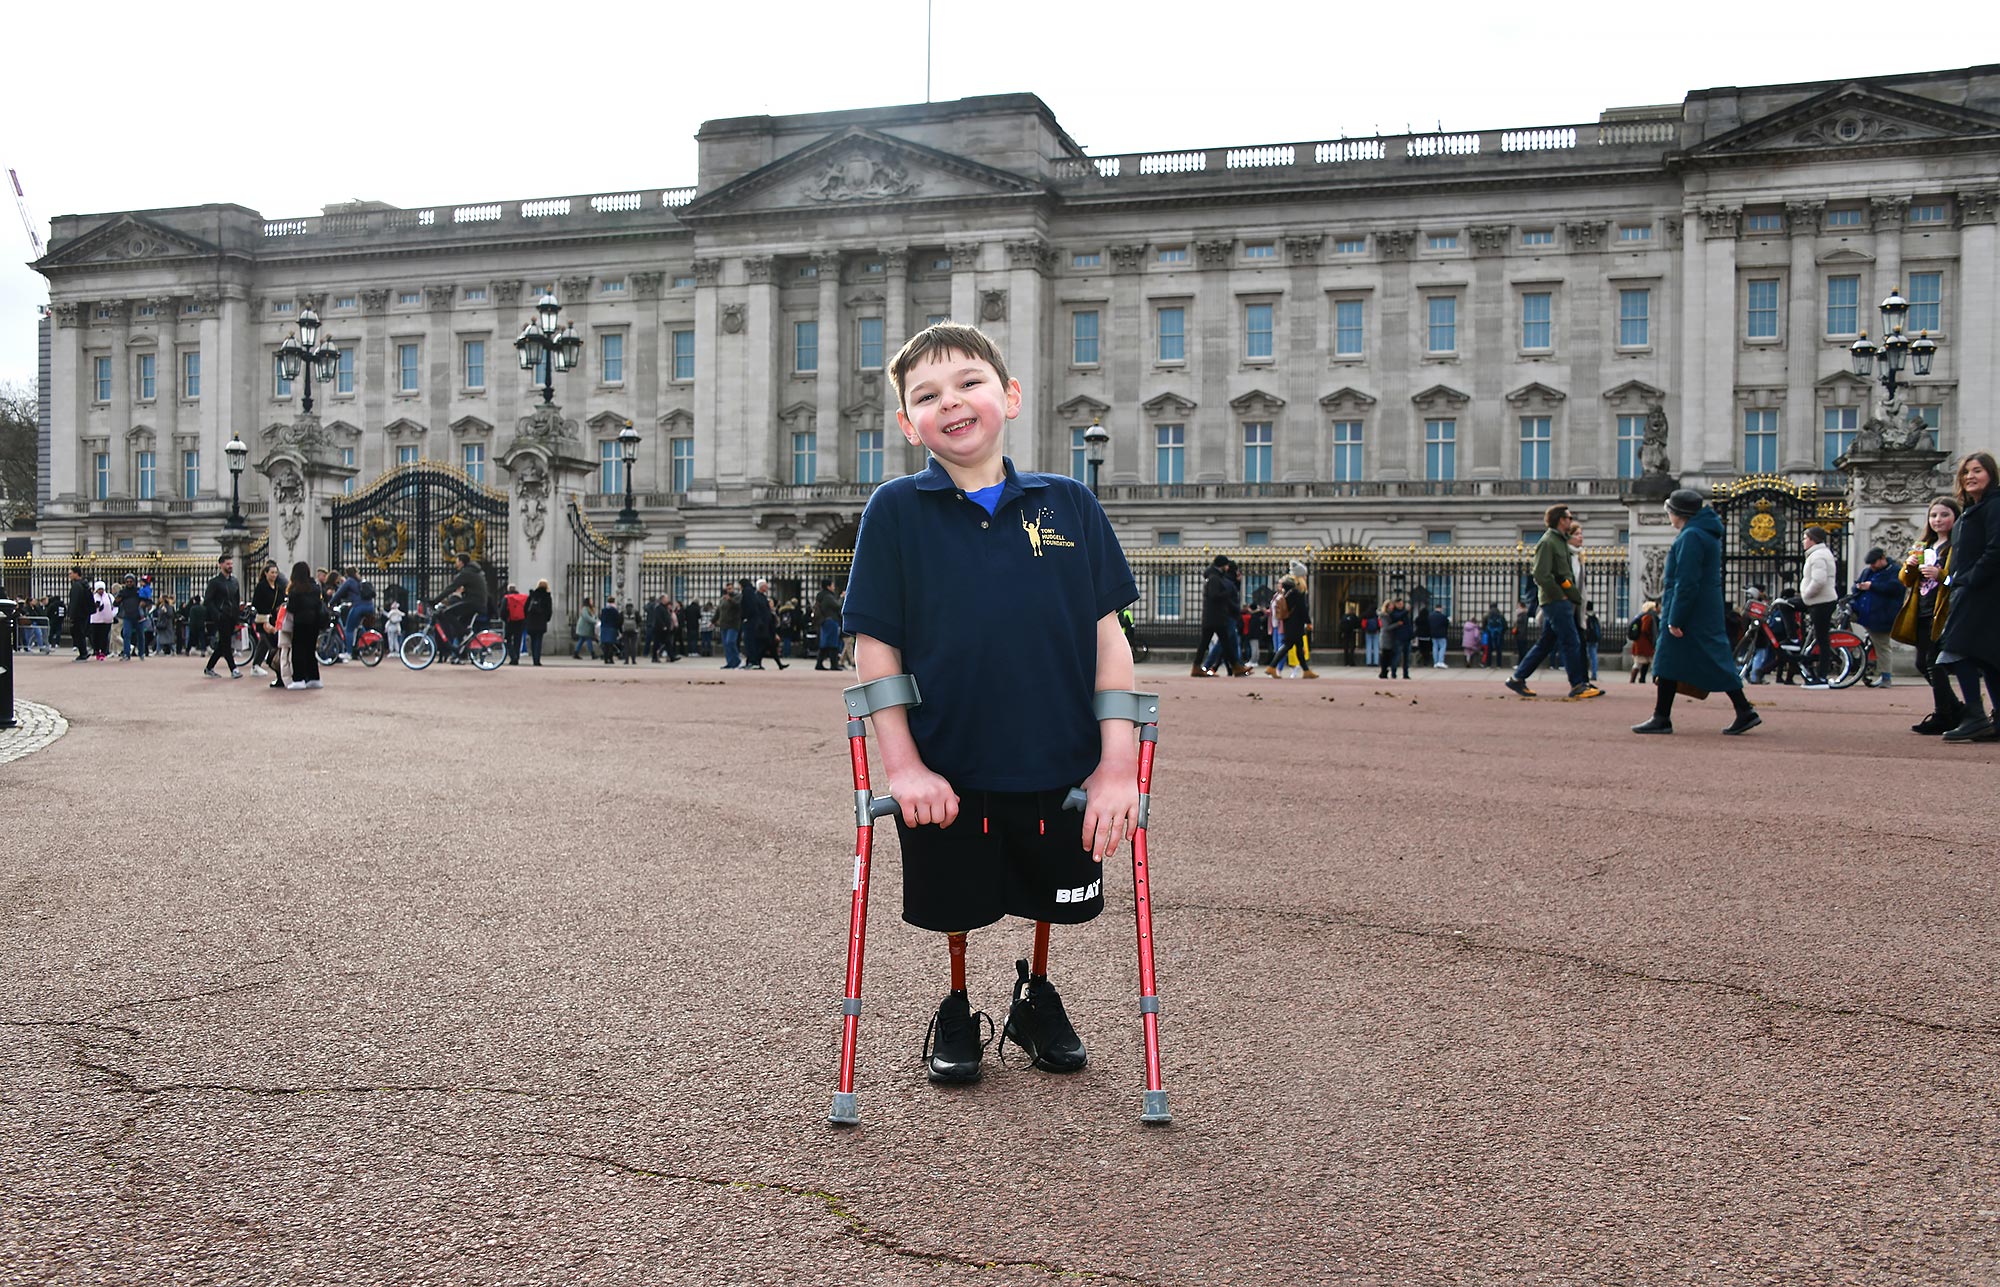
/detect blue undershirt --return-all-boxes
[966,482,1005,515]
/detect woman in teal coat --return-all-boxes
[1634,489,1763,736]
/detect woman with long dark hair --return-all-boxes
[250,563,285,677]
[1895,496,1963,735]
[284,560,328,690]
[1936,451,2000,743]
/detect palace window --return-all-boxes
[1242,421,1272,483]
[1332,420,1363,482]
[182,449,199,498]
[794,321,818,373]
[397,343,419,392]
[397,445,420,467]
[1070,427,1090,483]
[94,452,109,500]
[1244,243,1276,260]
[1521,293,1552,350]
[463,287,487,303]
[1823,407,1858,468]
[1157,247,1188,264]
[1618,289,1651,347]
[1426,297,1456,353]
[273,353,293,398]
[1519,417,1551,480]
[342,448,355,496]
[1155,424,1185,484]
[1334,300,1364,357]
[135,450,155,500]
[1618,414,1646,480]
[600,333,624,384]
[1746,280,1780,340]
[1744,410,1778,473]
[792,431,817,485]
[856,317,884,370]
[1826,276,1859,334]
[1825,208,1863,228]
[673,329,695,381]
[1427,233,1459,251]
[1071,251,1101,268]
[1334,237,1366,254]
[336,348,355,395]
[1746,213,1783,233]
[1908,272,1942,333]
[462,443,486,485]
[181,352,201,399]
[855,429,883,484]
[1909,204,1946,225]
[93,356,111,402]
[671,437,694,493]
[1157,307,1186,363]
[463,339,485,390]
[136,352,155,400]
[1618,225,1652,242]
[599,440,624,494]
[1521,229,1554,246]
[1072,310,1099,365]
[1244,303,1274,359]
[1425,419,1456,481]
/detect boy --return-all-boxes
[843,323,1141,1086]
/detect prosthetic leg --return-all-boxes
[828,675,921,1127]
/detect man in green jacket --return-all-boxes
[1504,504,1602,700]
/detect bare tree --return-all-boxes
[0,383,36,526]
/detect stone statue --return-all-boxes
[270,461,306,545]
[515,454,550,556]
[1641,406,1672,476]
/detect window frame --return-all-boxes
[1520,291,1553,353]
[672,329,696,382]
[92,355,112,403]
[1332,297,1365,359]
[181,448,199,499]
[1156,305,1187,364]
[1745,278,1782,342]
[1617,288,1652,350]
[135,352,156,402]
[855,317,885,371]
[854,428,884,485]
[1518,416,1552,481]
[670,436,695,493]
[181,351,201,400]
[794,319,819,374]
[1154,423,1186,484]
[1424,418,1457,481]
[599,330,626,385]
[1743,409,1779,474]
[1071,309,1100,367]
[394,341,421,394]
[1825,274,1861,337]
[1243,301,1275,362]
[1331,419,1364,482]
[1907,270,1944,335]
[1425,295,1458,355]
[1617,413,1647,480]
[462,338,486,391]
[791,430,818,486]
[1241,420,1273,483]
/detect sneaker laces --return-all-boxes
[921,996,993,1068]
[997,960,1072,1067]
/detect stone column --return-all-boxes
[1468,226,1508,478]
[1678,207,1716,470]
[1106,244,1146,484]
[1281,234,1321,482]
[498,405,594,650]
[882,248,909,476]
[1005,238,1052,472]
[689,259,727,484]
[1954,189,1998,441]
[1781,202,1822,472]
[196,294,232,506]
[948,241,981,327]
[1374,230,1415,480]
[1871,197,1906,315]
[1192,237,1231,482]
[741,257,778,490]
[48,303,83,508]
[1622,476,1679,620]
[1838,445,1950,676]
[814,251,844,484]
[102,301,132,496]
[1695,210,1739,473]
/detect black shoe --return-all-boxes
[1000,959,1087,1073]
[1723,709,1762,736]
[1630,716,1673,734]
[923,990,991,1084]
[1505,677,1535,698]
[1913,713,1947,735]
[1942,715,1997,743]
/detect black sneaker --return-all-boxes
[1504,677,1535,698]
[1000,959,1087,1073]
[1630,716,1673,734]
[922,990,990,1084]
[1723,709,1762,736]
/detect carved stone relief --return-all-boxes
[804,152,918,202]
[1107,244,1145,272]
[1194,239,1233,267]
[361,289,391,313]
[52,302,81,328]
[1282,233,1322,264]
[631,271,665,298]
[1377,229,1417,258]
[1957,189,1999,226]
[1642,547,1668,600]
[270,461,306,545]
[721,303,746,334]
[1641,406,1672,477]
[493,280,523,305]
[743,256,774,284]
[691,259,722,287]
[425,284,456,311]
[559,275,592,299]
[979,289,1007,322]
[1872,518,1918,560]
[514,453,550,557]
[1467,225,1511,255]
[1566,219,1610,248]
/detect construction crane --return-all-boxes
[9,168,45,261]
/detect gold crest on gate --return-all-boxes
[438,515,487,562]
[1747,499,1778,545]
[361,517,408,568]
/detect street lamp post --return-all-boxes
[1083,416,1110,498]
[616,420,641,526]
[223,433,248,529]
[513,292,584,404]
[1848,287,1940,404]
[275,308,341,415]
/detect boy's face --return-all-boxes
[895,348,1020,474]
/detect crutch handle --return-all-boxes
[867,795,901,820]
[1062,787,1088,813]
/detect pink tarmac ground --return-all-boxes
[2,652,1996,1285]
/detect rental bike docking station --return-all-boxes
[829,674,1171,1127]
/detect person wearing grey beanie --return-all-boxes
[1633,489,1762,735]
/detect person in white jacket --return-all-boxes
[1799,525,1840,686]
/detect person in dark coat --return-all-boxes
[1935,451,2000,742]
[1634,489,1761,736]
[65,568,93,661]
[1195,556,1245,677]
[524,579,553,666]
[283,560,327,689]
[598,596,624,665]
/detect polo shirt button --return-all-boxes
[980,520,989,529]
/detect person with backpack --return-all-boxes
[1361,607,1381,670]
[1483,604,1508,669]
[1629,600,1659,684]
[1582,601,1603,682]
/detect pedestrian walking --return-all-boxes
[250,563,285,677]
[598,596,624,664]
[1934,451,2000,743]
[715,586,742,669]
[283,560,325,689]
[1195,556,1247,677]
[88,580,115,660]
[1894,497,1964,735]
[64,569,91,661]
[1460,617,1482,666]
[573,599,597,660]
[1379,597,1411,679]
[525,579,552,666]
[1362,608,1381,669]
[1504,505,1600,700]
[1631,489,1762,736]
[814,579,845,670]
[1629,600,1658,684]
[1263,575,1317,678]
[502,584,529,664]
[1798,525,1840,687]
[1428,606,1450,669]
[201,555,243,679]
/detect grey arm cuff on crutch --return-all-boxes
[844,675,922,825]
[1063,690,1162,820]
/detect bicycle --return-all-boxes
[318,611,389,667]
[1735,596,1867,689]
[399,610,505,671]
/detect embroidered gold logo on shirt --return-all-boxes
[1022,507,1076,556]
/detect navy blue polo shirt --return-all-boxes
[843,456,1138,792]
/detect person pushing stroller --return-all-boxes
[842,322,1142,1087]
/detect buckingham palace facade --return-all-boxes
[29,63,2000,562]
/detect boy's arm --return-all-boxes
[1078,612,1141,863]
[854,634,959,829]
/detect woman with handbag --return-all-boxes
[1934,451,2000,743]
[283,561,326,690]
[1894,497,1963,735]
[1633,489,1762,736]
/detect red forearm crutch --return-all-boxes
[1063,689,1171,1125]
[829,674,922,1127]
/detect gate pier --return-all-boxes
[257,413,357,574]
[498,402,598,612]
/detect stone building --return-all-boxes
[28,64,2000,578]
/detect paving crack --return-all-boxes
[428,1145,1159,1283]
[1168,898,2000,1039]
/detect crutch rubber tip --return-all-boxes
[1140,1090,1172,1125]
[828,1093,860,1126]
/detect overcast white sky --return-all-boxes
[0,0,1967,391]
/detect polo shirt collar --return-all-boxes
[913,456,1050,497]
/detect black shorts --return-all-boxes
[891,782,1106,933]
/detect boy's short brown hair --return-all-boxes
[888,322,1012,412]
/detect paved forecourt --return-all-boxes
[2,652,1995,1284]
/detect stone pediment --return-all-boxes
[1686,83,2000,161]
[382,417,426,439]
[1410,384,1470,412]
[1319,386,1377,412]
[1141,392,1197,416]
[1055,395,1110,419]
[450,415,495,438]
[1816,370,1873,393]
[1602,380,1664,407]
[585,411,629,434]
[38,213,218,268]
[657,408,693,431]
[678,127,1042,221]
[1504,381,1567,407]
[323,419,362,440]
[1228,389,1286,414]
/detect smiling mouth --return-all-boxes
[940,417,976,436]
